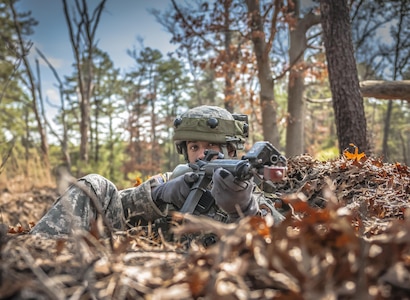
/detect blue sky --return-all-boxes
[16,0,177,103]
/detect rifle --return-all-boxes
[179,141,287,214]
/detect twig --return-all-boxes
[17,246,66,300]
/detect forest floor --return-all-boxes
[1,151,410,299]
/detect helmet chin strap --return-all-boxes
[220,144,230,158]
[181,144,189,162]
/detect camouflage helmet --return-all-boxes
[173,105,249,159]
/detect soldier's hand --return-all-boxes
[211,168,257,219]
[152,172,198,209]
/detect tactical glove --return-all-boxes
[211,168,257,219]
[152,172,198,209]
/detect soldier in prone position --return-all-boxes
[30,106,286,243]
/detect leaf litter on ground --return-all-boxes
[0,152,409,299]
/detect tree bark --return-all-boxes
[360,80,410,101]
[223,0,235,113]
[246,0,279,146]
[320,0,368,154]
[307,80,410,102]
[286,2,322,157]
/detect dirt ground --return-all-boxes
[1,153,410,299]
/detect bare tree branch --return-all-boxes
[360,80,410,101]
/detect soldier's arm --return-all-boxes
[119,173,173,225]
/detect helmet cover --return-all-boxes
[173,105,248,154]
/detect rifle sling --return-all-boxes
[180,175,212,214]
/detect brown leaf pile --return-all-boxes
[0,187,57,230]
[0,154,409,299]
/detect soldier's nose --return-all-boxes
[197,152,206,160]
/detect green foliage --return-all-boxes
[314,146,340,161]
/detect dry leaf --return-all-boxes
[343,143,366,161]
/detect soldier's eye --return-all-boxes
[189,145,199,151]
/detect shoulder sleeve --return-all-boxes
[119,176,170,223]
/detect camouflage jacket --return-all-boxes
[120,164,285,226]
[30,165,285,243]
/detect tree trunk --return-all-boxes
[223,0,235,113]
[10,2,50,172]
[360,80,410,101]
[246,0,279,146]
[286,2,321,157]
[63,0,106,168]
[320,0,368,154]
[35,48,72,171]
[286,69,304,156]
[286,4,305,157]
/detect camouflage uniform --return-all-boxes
[30,105,285,239]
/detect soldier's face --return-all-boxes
[186,141,222,163]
